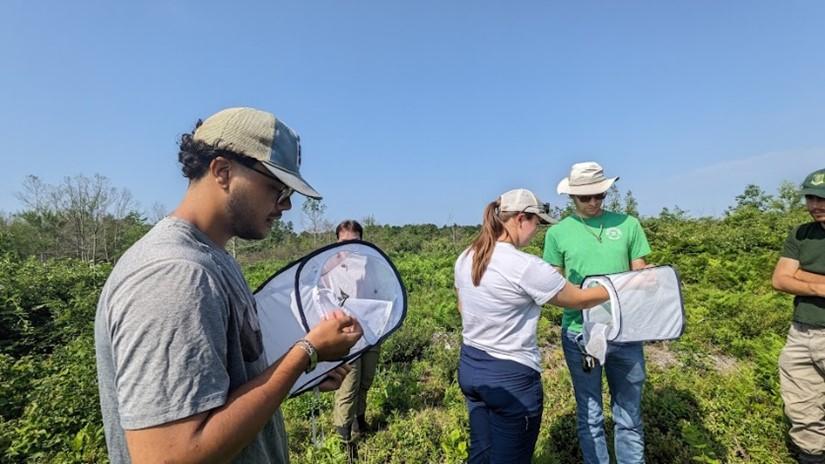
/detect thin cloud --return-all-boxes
[689,149,822,179]
[638,148,824,216]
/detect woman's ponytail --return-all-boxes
[469,199,509,286]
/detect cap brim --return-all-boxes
[537,212,557,225]
[557,177,618,196]
[520,206,557,225]
[261,161,322,199]
[801,187,825,199]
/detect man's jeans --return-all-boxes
[562,329,646,464]
[459,344,543,464]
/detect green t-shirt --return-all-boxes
[543,211,651,333]
[781,222,825,327]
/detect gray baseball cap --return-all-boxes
[193,107,321,199]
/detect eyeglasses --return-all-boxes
[273,182,295,206]
[574,193,606,203]
[805,194,825,201]
[233,158,294,205]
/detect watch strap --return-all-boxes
[294,339,318,373]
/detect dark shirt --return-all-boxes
[781,222,825,327]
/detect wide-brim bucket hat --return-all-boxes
[556,161,618,196]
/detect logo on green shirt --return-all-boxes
[605,227,622,240]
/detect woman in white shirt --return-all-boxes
[455,189,609,464]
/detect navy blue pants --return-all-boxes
[458,344,543,464]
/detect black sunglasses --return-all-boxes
[224,153,295,204]
[574,193,606,203]
[247,165,294,204]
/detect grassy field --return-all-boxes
[0,197,808,463]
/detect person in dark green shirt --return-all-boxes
[772,168,825,464]
[544,162,650,464]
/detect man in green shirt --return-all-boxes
[543,162,650,464]
[772,168,825,464]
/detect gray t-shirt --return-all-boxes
[95,217,289,463]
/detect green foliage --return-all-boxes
[243,258,289,290]
[0,354,38,422]
[2,335,107,463]
[6,174,150,262]
[624,190,640,217]
[731,184,772,212]
[0,256,109,356]
[0,180,814,462]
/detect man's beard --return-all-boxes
[227,189,269,241]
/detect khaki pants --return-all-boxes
[780,322,825,456]
[333,346,380,429]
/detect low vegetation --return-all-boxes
[0,177,807,463]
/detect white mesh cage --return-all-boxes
[254,241,407,396]
[579,265,685,365]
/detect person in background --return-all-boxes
[336,220,363,242]
[331,220,382,455]
[772,168,825,464]
[544,162,652,464]
[94,107,362,464]
[455,188,610,463]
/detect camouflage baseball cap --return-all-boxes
[801,168,825,199]
[194,107,321,199]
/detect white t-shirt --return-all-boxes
[455,242,567,372]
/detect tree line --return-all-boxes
[0,173,806,265]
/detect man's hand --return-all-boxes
[626,268,658,290]
[317,365,352,392]
[631,258,652,271]
[305,310,363,361]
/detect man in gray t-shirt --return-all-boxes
[95,107,362,463]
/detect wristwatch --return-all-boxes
[294,339,318,373]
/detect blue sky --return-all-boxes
[1,1,824,227]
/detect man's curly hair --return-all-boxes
[177,119,255,180]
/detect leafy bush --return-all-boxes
[0,184,811,462]
[3,335,107,463]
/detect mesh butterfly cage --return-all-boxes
[578,265,685,366]
[254,241,407,395]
